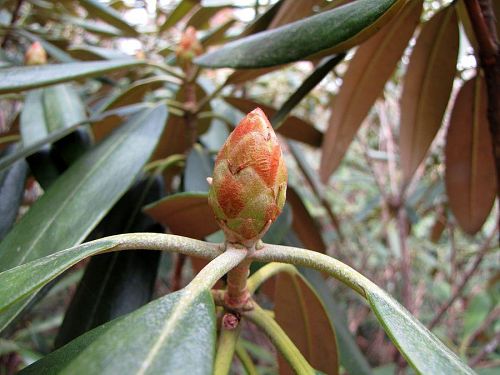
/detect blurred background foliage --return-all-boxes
[0,0,498,374]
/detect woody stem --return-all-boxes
[225,258,252,309]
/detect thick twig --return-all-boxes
[428,229,497,329]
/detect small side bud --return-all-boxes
[208,108,288,248]
[175,26,203,71]
[25,41,47,65]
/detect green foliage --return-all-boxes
[0,0,497,374]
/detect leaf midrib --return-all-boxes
[14,108,152,267]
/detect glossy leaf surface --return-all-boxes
[0,105,167,270]
[195,0,405,68]
[0,106,166,330]
[22,290,216,375]
[0,60,144,94]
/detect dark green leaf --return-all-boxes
[0,106,167,331]
[195,0,405,68]
[0,146,28,241]
[0,105,166,268]
[55,177,165,348]
[366,287,475,374]
[0,60,144,94]
[22,290,216,375]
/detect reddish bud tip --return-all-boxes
[25,42,47,65]
[208,108,287,248]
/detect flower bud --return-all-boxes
[176,26,203,71]
[208,108,287,247]
[25,41,47,65]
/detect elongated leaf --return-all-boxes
[254,247,476,375]
[44,84,87,132]
[445,75,496,235]
[0,106,166,331]
[64,17,123,37]
[55,177,164,348]
[320,0,422,180]
[22,289,216,375]
[187,5,225,30]
[0,240,117,313]
[274,271,339,375]
[0,146,28,241]
[145,192,219,238]
[400,5,459,183]
[0,60,144,94]
[16,29,74,63]
[160,0,200,32]
[223,96,323,147]
[302,269,373,375]
[272,54,345,129]
[195,0,405,68]
[92,77,177,141]
[79,0,138,36]
[366,287,474,375]
[0,105,167,269]
[287,187,326,253]
[68,45,130,61]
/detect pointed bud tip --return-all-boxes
[208,108,287,248]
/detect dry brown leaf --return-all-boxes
[223,96,323,147]
[399,5,459,183]
[287,186,326,252]
[152,83,211,161]
[445,74,496,235]
[320,0,423,181]
[274,272,339,375]
[144,193,219,238]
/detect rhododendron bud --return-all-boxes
[176,26,203,71]
[208,108,287,247]
[25,41,47,65]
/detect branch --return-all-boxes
[428,228,497,329]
